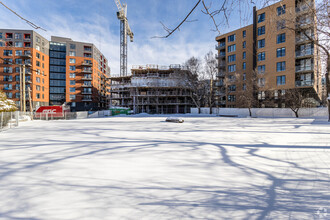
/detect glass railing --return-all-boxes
[295,66,313,72]
[296,50,313,57]
[295,80,314,87]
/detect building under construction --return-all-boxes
[110,65,194,114]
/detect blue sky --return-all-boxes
[0,0,271,75]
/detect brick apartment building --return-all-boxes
[0,29,110,111]
[0,30,49,109]
[215,0,322,108]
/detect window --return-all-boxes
[6,33,13,39]
[15,58,22,65]
[69,58,76,64]
[36,93,40,99]
[243,73,246,81]
[36,45,40,51]
[6,92,13,98]
[14,33,22,39]
[4,75,13,81]
[258,52,265,61]
[70,95,76,100]
[277,33,286,44]
[0,32,2,39]
[69,66,76,71]
[243,52,246,59]
[36,85,41,91]
[3,50,13,56]
[243,41,246,49]
[258,91,266,100]
[258,78,265,87]
[242,62,246,70]
[276,61,286,72]
[15,50,22,56]
[277,47,286,57]
[36,52,40,59]
[228,85,236,92]
[228,95,236,102]
[24,42,31,47]
[36,77,41,83]
[70,80,76,85]
[69,51,76,56]
[277,20,286,30]
[36,61,40,67]
[228,54,236,63]
[228,64,236,72]
[15,42,23,47]
[69,73,76,78]
[258,26,265,36]
[243,84,246,90]
[84,53,92,58]
[70,87,76,93]
[228,34,236,42]
[258,39,265,48]
[84,46,92,51]
[4,67,13,73]
[70,44,76,49]
[258,13,265,23]
[228,44,236,52]
[277,75,286,85]
[36,36,40,43]
[243,30,246,38]
[72,102,76,107]
[277,5,286,16]
[258,65,266,73]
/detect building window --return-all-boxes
[70,80,76,85]
[243,52,246,59]
[277,20,286,30]
[228,64,236,72]
[36,93,40,99]
[243,83,246,90]
[228,54,236,63]
[15,50,22,56]
[72,102,76,107]
[36,85,41,91]
[228,95,236,102]
[69,58,76,64]
[277,33,286,44]
[228,85,236,92]
[36,77,41,83]
[258,13,265,23]
[70,44,76,50]
[70,87,76,93]
[228,44,236,52]
[243,30,246,38]
[242,62,246,70]
[258,65,266,74]
[242,41,246,49]
[277,5,286,16]
[277,47,286,57]
[258,78,265,87]
[6,33,13,39]
[0,32,2,39]
[276,61,286,72]
[258,26,265,36]
[243,73,246,81]
[36,52,40,59]
[258,52,266,61]
[69,66,76,71]
[69,73,76,78]
[70,95,76,100]
[3,50,13,56]
[14,42,23,47]
[69,51,76,56]
[15,58,22,64]
[277,75,286,85]
[228,34,236,42]
[258,91,266,100]
[84,53,92,58]
[258,39,265,48]
[36,61,40,67]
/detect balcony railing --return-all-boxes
[81,61,93,66]
[295,66,313,72]
[215,81,224,87]
[216,44,225,50]
[82,69,92,73]
[296,50,313,58]
[82,77,92,81]
[295,80,314,87]
[82,91,92,95]
[82,84,92,87]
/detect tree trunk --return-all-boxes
[198,107,201,114]
[248,108,252,117]
[326,57,330,122]
[294,110,299,118]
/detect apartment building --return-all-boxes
[215,0,322,108]
[50,37,110,111]
[0,29,50,109]
[0,29,111,112]
[110,65,193,114]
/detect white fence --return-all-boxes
[88,110,111,118]
[191,108,328,118]
[0,112,32,132]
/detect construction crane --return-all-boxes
[114,0,134,77]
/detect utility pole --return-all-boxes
[22,64,26,113]
[28,87,33,120]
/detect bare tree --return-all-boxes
[204,51,218,114]
[284,88,314,118]
[184,57,207,113]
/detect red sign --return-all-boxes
[35,106,70,118]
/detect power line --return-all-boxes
[0,1,46,31]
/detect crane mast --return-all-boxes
[114,0,134,77]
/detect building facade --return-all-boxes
[215,0,322,108]
[0,29,110,111]
[110,65,194,114]
[0,29,50,110]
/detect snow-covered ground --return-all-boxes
[0,117,329,220]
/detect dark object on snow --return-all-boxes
[165,117,184,123]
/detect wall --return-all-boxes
[191,107,328,118]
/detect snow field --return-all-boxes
[0,117,329,219]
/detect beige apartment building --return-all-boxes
[215,0,322,108]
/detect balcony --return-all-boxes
[295,66,313,73]
[82,91,92,95]
[217,71,225,77]
[81,61,93,67]
[21,54,32,59]
[3,87,13,91]
[25,80,32,84]
[82,69,92,73]
[216,44,225,50]
[82,98,93,102]
[82,84,92,87]
[82,77,92,81]
[215,81,224,87]
[295,80,314,87]
[24,62,32,67]
[296,50,313,58]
